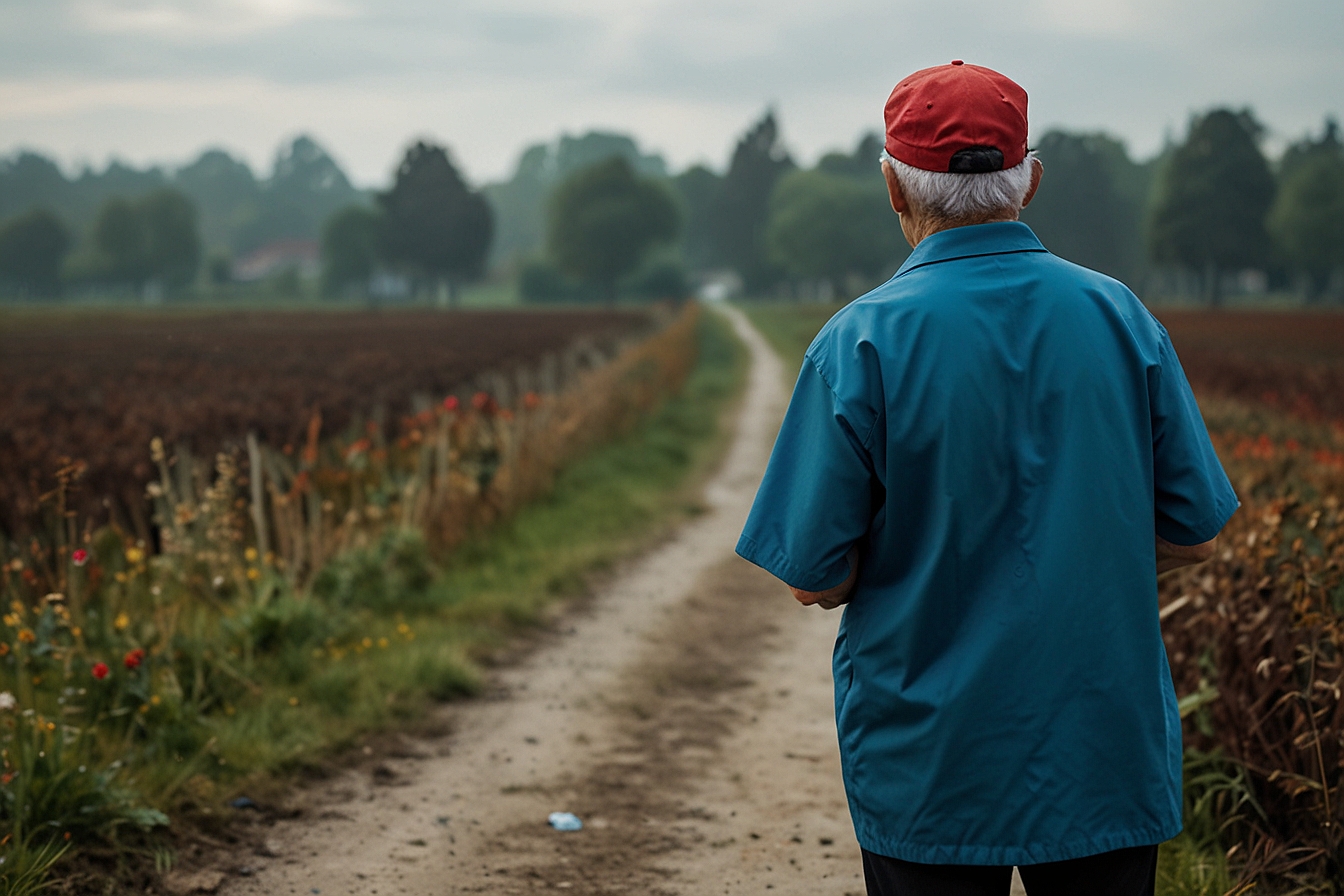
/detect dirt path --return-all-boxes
[209,307,1015,896]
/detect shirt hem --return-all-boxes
[854,819,1182,867]
[735,534,848,592]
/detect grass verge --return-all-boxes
[205,306,747,783]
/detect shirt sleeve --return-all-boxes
[1150,332,1239,546]
[736,356,876,591]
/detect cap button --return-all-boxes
[950,59,964,65]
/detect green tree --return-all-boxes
[1268,120,1344,300]
[765,170,903,290]
[173,148,260,252]
[546,157,681,303]
[1021,131,1150,284]
[379,141,493,304]
[139,188,202,288]
[91,196,149,284]
[1148,108,1276,305]
[708,111,795,291]
[816,132,885,183]
[0,208,72,297]
[89,189,201,291]
[482,131,668,267]
[671,164,723,271]
[320,205,381,297]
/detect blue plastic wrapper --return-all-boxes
[547,811,583,831]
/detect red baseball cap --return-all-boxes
[884,61,1029,173]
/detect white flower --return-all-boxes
[0,691,16,711]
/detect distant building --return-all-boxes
[232,239,320,282]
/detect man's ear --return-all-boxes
[1020,156,1044,209]
[882,160,911,216]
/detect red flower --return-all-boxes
[442,395,459,412]
[472,391,495,413]
[91,662,109,680]
[124,648,145,670]
[522,391,542,410]
[72,549,89,567]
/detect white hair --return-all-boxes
[879,148,1037,221]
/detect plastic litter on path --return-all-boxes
[547,811,583,831]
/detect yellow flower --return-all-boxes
[45,721,55,732]
[361,637,373,649]
[139,704,149,714]
[114,572,127,584]
[246,568,260,581]
[2,614,18,628]
[288,697,299,706]
[124,547,144,564]
[16,629,35,644]
[70,626,82,638]
[396,623,411,635]
[377,637,389,649]
[114,613,130,631]
[150,695,161,706]
[244,547,258,562]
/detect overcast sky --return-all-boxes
[1,0,1340,187]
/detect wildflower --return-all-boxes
[443,395,460,412]
[377,637,389,649]
[288,697,299,706]
[212,575,225,588]
[69,627,81,639]
[523,391,542,410]
[91,662,109,680]
[244,547,258,562]
[150,695,160,706]
[125,547,144,565]
[0,692,15,711]
[0,644,8,656]
[7,560,21,572]
[124,648,145,670]
[362,637,373,649]
[114,612,130,631]
[247,568,260,581]
[2,614,17,628]
[72,549,89,567]
[396,622,411,635]
[17,630,35,644]
[139,704,149,714]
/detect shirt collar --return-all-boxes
[895,221,1046,278]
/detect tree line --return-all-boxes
[1,106,1341,304]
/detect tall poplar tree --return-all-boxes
[1148,108,1275,305]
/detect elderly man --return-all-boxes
[735,62,1238,896]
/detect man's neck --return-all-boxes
[903,210,1020,248]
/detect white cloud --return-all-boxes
[74,0,358,39]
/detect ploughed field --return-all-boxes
[1161,309,1344,424]
[0,308,649,536]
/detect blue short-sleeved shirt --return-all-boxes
[736,221,1238,866]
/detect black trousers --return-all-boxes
[862,845,1158,896]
